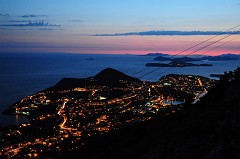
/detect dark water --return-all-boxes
[0,52,239,127]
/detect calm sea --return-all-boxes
[0,52,239,127]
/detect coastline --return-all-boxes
[0,111,30,127]
[1,53,240,127]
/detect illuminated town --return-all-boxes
[0,68,216,158]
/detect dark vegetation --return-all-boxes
[65,67,240,159]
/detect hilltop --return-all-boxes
[48,68,141,90]
[94,68,139,82]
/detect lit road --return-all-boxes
[57,102,66,115]
[58,101,71,130]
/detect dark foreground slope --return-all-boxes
[66,68,240,159]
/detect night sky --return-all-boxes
[1,0,240,55]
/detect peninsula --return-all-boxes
[1,68,216,158]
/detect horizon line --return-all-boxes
[95,30,240,36]
[0,51,239,56]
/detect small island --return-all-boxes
[145,61,212,67]
[150,53,240,62]
[146,56,213,67]
[145,53,240,67]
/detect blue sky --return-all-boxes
[0,0,240,54]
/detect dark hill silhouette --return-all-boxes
[67,67,240,159]
[50,78,89,90]
[48,68,140,90]
[94,67,139,82]
[92,68,141,87]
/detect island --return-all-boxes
[152,53,240,62]
[145,61,213,67]
[139,52,169,56]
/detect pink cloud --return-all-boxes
[1,34,239,56]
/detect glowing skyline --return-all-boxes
[0,0,240,55]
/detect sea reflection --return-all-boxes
[0,112,29,127]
